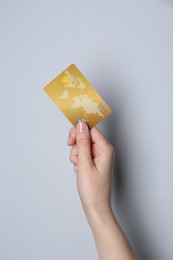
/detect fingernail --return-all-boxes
[77,121,87,133]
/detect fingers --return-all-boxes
[67,127,76,146]
[68,123,111,173]
[67,125,108,146]
[69,144,78,165]
[75,121,93,170]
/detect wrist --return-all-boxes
[82,202,116,229]
[82,203,137,260]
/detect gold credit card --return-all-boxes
[44,64,112,129]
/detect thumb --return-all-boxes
[76,120,93,169]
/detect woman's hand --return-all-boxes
[67,121,137,260]
[67,120,115,213]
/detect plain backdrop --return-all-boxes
[0,0,173,259]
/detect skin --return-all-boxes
[67,121,137,260]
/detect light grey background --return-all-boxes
[0,0,173,259]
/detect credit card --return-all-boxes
[44,64,112,129]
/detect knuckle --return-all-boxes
[78,136,89,146]
[70,154,78,165]
[69,156,73,163]
[105,143,116,156]
[69,155,74,163]
[77,162,93,173]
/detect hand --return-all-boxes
[67,121,115,213]
[67,121,137,260]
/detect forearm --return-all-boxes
[83,203,137,260]
[68,124,137,259]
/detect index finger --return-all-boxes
[67,127,76,146]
